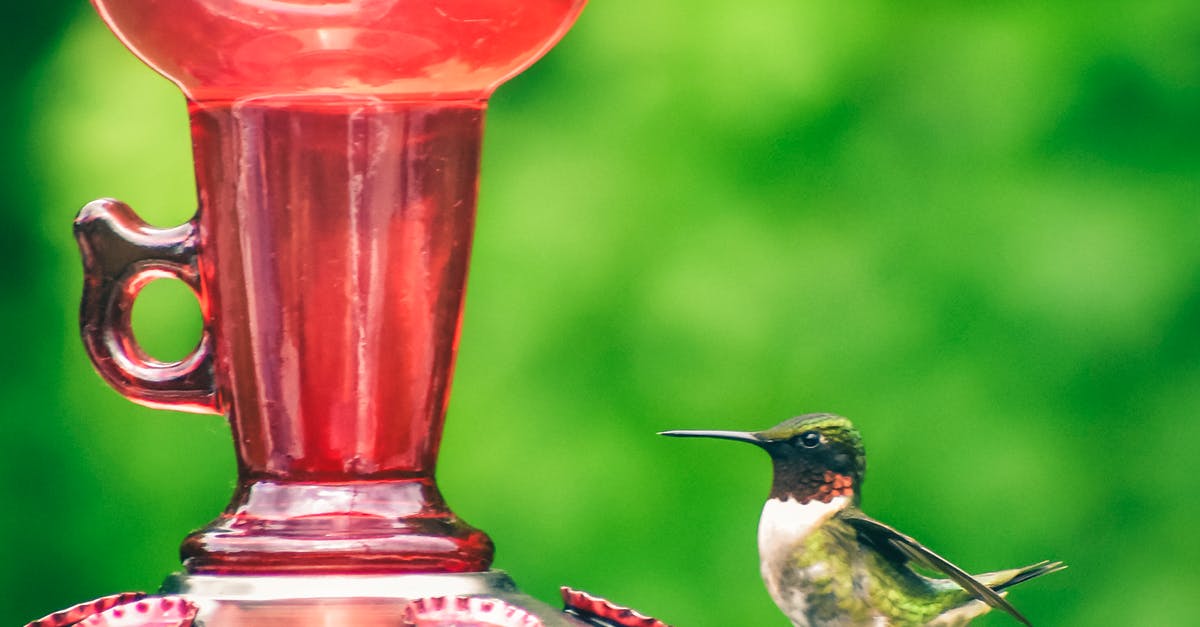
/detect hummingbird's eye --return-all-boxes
[797,431,822,448]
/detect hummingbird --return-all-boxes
[661,413,1064,626]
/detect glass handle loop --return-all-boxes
[75,198,219,414]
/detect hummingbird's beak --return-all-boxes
[659,429,763,445]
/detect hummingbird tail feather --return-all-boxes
[987,560,1068,592]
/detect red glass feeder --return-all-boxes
[32,2,669,626]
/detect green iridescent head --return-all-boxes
[758,413,865,461]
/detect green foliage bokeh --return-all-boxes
[3,2,1199,625]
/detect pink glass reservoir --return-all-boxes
[180,98,491,574]
[78,0,586,575]
[193,100,481,483]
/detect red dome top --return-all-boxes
[92,0,586,101]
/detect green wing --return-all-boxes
[838,508,1032,626]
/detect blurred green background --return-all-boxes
[3,2,1199,625]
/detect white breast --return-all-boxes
[758,496,849,561]
[758,496,850,627]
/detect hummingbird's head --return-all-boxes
[661,413,866,505]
